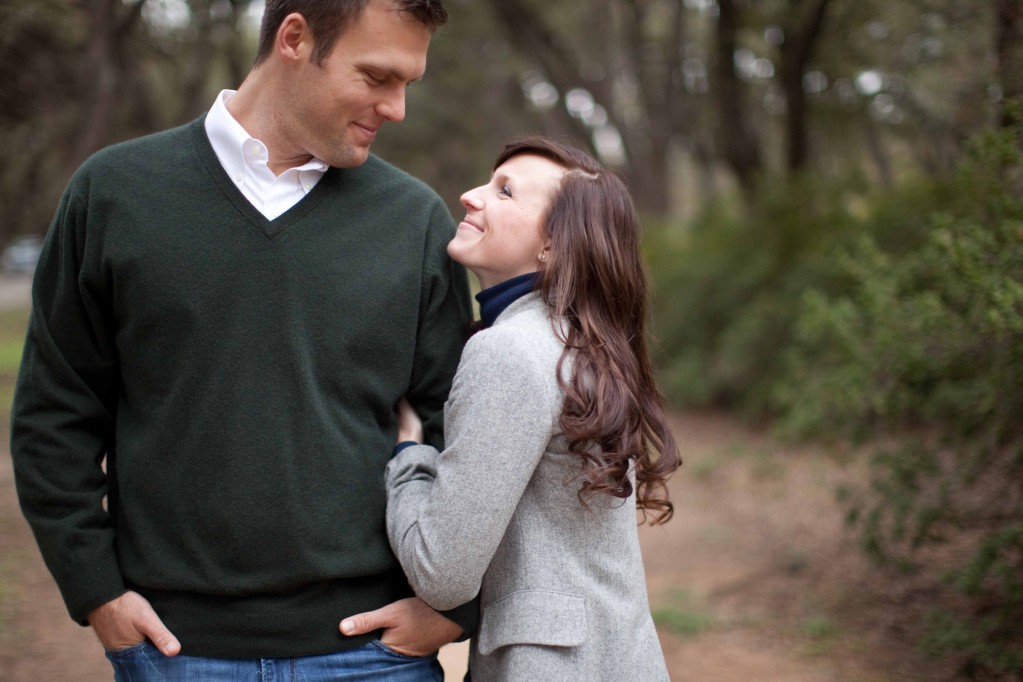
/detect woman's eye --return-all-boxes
[499,185,512,197]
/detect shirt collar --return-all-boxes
[475,272,540,328]
[204,89,328,181]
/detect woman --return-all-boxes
[387,137,678,680]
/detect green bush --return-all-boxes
[647,115,1023,677]
[646,173,862,417]
[777,123,1023,678]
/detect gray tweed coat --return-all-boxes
[385,293,669,681]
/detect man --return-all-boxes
[11,0,474,678]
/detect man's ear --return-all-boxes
[276,12,313,64]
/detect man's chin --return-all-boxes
[327,145,371,169]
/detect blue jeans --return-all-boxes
[105,640,444,681]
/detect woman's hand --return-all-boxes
[340,596,462,655]
[396,398,424,444]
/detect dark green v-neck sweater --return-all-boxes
[11,117,473,658]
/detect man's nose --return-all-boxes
[377,87,407,123]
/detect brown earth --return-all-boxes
[641,412,954,682]
[0,410,953,681]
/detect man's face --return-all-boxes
[286,1,431,168]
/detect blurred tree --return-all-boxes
[825,0,995,177]
[72,0,147,173]
[996,0,1022,127]
[177,0,259,121]
[371,0,549,216]
[715,0,762,198]
[0,0,257,246]
[1,0,1007,237]
[480,0,694,213]
[776,0,833,172]
[0,0,82,245]
[619,0,692,212]
[469,0,1000,210]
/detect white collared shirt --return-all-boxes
[204,90,328,221]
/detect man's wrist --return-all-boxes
[76,585,130,626]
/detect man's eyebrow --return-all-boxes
[357,62,426,83]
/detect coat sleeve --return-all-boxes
[10,176,126,624]
[385,332,559,611]
[405,200,471,451]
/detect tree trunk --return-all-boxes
[715,0,761,199]
[620,0,684,215]
[779,0,831,173]
[225,0,256,88]
[483,0,686,216]
[996,0,1023,127]
[67,0,145,174]
[69,0,118,169]
[181,0,218,122]
[485,0,600,152]
[864,117,893,190]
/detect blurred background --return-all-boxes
[0,0,1020,679]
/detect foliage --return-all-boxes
[0,0,258,246]
[2,0,1010,244]
[647,171,863,416]
[371,0,546,218]
[0,0,83,243]
[649,115,1023,676]
[779,121,1023,677]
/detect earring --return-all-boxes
[539,252,547,262]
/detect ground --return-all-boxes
[0,276,951,680]
[641,412,950,682]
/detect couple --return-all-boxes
[11,0,679,680]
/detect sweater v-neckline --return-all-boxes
[190,116,339,240]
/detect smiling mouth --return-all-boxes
[459,217,484,233]
[353,122,378,140]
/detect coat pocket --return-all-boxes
[477,589,587,656]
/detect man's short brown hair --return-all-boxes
[254,0,448,66]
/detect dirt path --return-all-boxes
[1,409,945,681]
[642,412,948,681]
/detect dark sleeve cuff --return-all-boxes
[439,595,480,640]
[393,441,419,457]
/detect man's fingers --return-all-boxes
[87,591,181,655]
[136,609,181,657]
[340,604,396,636]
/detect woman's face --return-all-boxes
[448,154,565,290]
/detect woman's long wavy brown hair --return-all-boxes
[494,136,680,525]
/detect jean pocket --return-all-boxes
[370,640,433,661]
[104,640,150,660]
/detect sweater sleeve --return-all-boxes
[406,200,471,451]
[385,332,558,611]
[10,177,125,624]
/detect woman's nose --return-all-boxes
[460,187,483,209]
